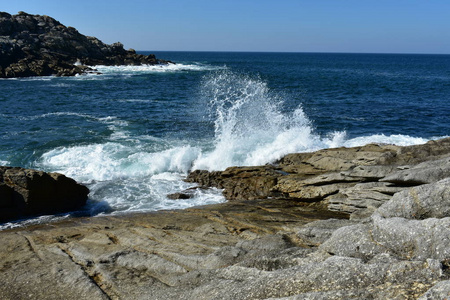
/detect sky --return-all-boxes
[2,0,450,54]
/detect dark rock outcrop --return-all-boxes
[0,166,89,222]
[0,11,171,78]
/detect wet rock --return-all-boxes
[186,166,281,201]
[167,192,194,200]
[0,166,88,222]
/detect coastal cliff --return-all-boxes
[0,11,170,78]
[1,138,449,299]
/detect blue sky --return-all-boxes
[3,0,450,54]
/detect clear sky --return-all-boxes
[3,0,450,54]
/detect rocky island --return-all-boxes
[0,11,171,78]
[1,138,449,299]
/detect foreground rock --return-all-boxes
[0,138,449,299]
[0,11,171,78]
[0,167,89,222]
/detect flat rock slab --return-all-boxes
[0,199,346,300]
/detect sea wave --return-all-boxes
[343,134,428,147]
[17,112,128,127]
[35,69,435,217]
[38,141,222,215]
[91,63,225,75]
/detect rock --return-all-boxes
[320,216,450,262]
[277,143,400,173]
[418,280,450,300]
[167,192,194,200]
[296,218,356,246]
[186,166,282,201]
[326,182,403,219]
[375,178,450,219]
[0,166,89,222]
[0,12,172,78]
[187,138,450,220]
[381,156,450,185]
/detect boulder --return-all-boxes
[167,192,194,200]
[320,215,450,262]
[0,166,89,222]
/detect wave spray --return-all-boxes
[193,71,343,170]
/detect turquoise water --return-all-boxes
[1,52,449,226]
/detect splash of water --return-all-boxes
[192,71,343,170]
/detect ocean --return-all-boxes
[1,52,449,228]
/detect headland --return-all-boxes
[0,11,171,78]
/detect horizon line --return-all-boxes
[137,50,450,56]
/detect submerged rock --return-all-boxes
[0,166,89,222]
[0,11,172,78]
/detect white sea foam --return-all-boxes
[0,214,71,231]
[0,160,9,166]
[18,112,128,128]
[92,63,224,75]
[39,140,218,215]
[343,134,428,147]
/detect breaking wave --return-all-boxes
[34,70,429,217]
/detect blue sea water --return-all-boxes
[1,52,449,228]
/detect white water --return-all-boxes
[92,63,225,75]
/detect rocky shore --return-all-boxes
[1,138,449,299]
[0,12,171,78]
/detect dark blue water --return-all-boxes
[153,51,450,138]
[1,52,449,226]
